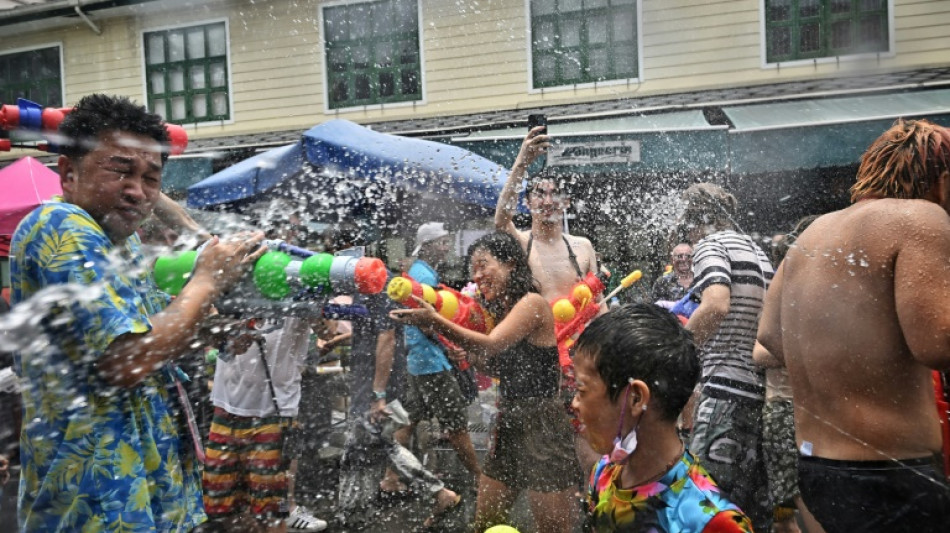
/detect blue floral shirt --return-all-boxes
[10,199,206,532]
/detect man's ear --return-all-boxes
[628,379,651,413]
[58,155,76,195]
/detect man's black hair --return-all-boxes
[575,303,699,421]
[58,94,170,163]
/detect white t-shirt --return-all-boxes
[211,317,312,418]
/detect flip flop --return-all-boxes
[422,494,463,530]
[377,486,418,503]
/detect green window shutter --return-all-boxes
[531,0,639,89]
[765,0,888,63]
[324,0,423,110]
[0,46,62,107]
[144,21,230,124]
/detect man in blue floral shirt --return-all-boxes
[10,94,263,532]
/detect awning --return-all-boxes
[724,89,950,174]
[444,88,950,177]
[449,110,729,174]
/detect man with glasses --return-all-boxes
[652,243,694,305]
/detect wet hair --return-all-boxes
[771,214,819,265]
[467,232,538,316]
[526,170,569,198]
[575,303,699,421]
[681,183,737,233]
[851,119,950,203]
[58,94,169,163]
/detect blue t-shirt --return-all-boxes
[405,260,452,376]
[10,200,206,532]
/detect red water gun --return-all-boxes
[0,98,188,155]
[551,270,643,368]
[387,275,495,369]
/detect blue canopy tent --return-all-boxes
[187,119,508,214]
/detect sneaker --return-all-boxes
[285,506,328,532]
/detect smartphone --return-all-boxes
[527,114,547,132]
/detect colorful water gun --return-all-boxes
[386,275,495,371]
[552,270,642,367]
[154,239,387,299]
[0,97,188,155]
[386,275,494,334]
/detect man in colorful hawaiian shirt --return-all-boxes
[10,94,264,532]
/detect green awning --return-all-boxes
[449,110,728,174]
[725,89,950,173]
[724,89,950,132]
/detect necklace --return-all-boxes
[621,442,685,489]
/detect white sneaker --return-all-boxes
[285,506,328,532]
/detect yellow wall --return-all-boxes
[1,0,948,145]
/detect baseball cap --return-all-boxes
[412,222,450,256]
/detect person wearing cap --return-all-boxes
[680,183,775,533]
[390,222,482,490]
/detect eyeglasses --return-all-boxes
[672,253,692,260]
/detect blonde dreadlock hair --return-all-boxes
[850,119,950,203]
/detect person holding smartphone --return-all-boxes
[494,115,605,475]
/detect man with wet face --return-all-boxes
[9,94,263,532]
[652,243,694,304]
[757,119,950,531]
[495,126,604,473]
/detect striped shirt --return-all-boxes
[692,230,774,399]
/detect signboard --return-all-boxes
[547,140,641,166]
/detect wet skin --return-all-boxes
[59,131,163,244]
[758,198,950,461]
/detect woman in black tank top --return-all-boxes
[391,232,580,533]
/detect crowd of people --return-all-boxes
[0,92,949,533]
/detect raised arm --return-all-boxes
[97,233,265,388]
[494,127,549,235]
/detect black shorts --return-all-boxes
[798,454,950,533]
[402,370,469,433]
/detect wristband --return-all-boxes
[373,390,387,400]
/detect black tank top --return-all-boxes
[496,340,560,400]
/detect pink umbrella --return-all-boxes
[0,156,62,242]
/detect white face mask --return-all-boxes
[608,383,646,464]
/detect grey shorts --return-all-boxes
[690,388,772,533]
[402,370,468,433]
[762,399,800,507]
[483,398,579,492]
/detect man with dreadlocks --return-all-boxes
[757,119,950,532]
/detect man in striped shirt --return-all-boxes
[682,183,775,533]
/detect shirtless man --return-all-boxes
[757,118,950,532]
[495,126,602,472]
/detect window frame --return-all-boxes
[320,0,427,113]
[140,18,234,126]
[526,0,644,93]
[759,0,895,68]
[0,43,65,109]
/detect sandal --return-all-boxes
[422,494,463,530]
